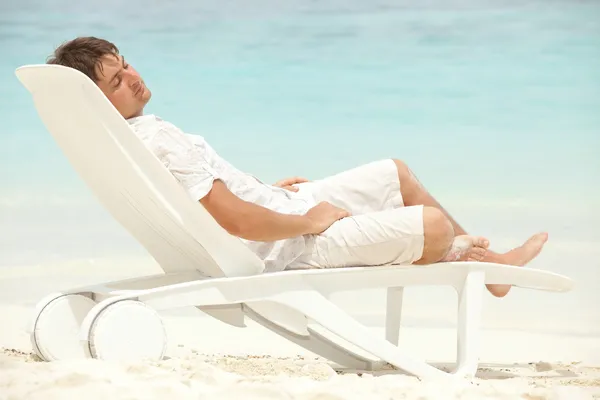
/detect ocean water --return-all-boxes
[0,0,599,334]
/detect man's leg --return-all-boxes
[392,159,549,297]
[287,205,454,270]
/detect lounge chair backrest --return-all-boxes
[16,64,265,277]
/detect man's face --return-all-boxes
[95,54,151,119]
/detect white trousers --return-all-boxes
[287,159,425,269]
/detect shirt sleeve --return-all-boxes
[148,125,220,201]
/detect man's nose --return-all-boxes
[125,73,140,87]
[124,68,138,80]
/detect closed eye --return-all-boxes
[111,57,129,88]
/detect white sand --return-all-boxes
[1,258,599,400]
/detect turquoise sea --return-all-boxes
[1,1,599,335]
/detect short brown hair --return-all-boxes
[47,37,119,82]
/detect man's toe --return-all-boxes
[475,237,490,249]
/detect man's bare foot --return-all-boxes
[485,232,549,298]
[442,235,490,262]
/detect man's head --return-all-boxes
[47,37,151,119]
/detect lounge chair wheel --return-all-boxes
[88,300,167,362]
[31,293,97,361]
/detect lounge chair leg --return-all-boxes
[274,291,449,380]
[453,271,485,377]
[385,287,404,346]
[244,305,375,370]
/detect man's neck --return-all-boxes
[129,109,144,119]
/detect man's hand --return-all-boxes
[273,176,310,192]
[305,202,351,234]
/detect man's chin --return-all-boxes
[142,89,152,103]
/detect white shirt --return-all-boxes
[127,114,314,272]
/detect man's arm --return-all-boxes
[200,180,349,241]
[145,125,346,239]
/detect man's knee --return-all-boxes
[392,158,411,181]
[419,207,454,263]
[392,158,419,200]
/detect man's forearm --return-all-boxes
[234,202,314,241]
[199,180,317,242]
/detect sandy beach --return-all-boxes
[1,257,599,400]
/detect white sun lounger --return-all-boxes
[15,64,574,380]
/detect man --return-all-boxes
[47,37,548,297]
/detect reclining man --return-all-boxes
[46,37,548,298]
